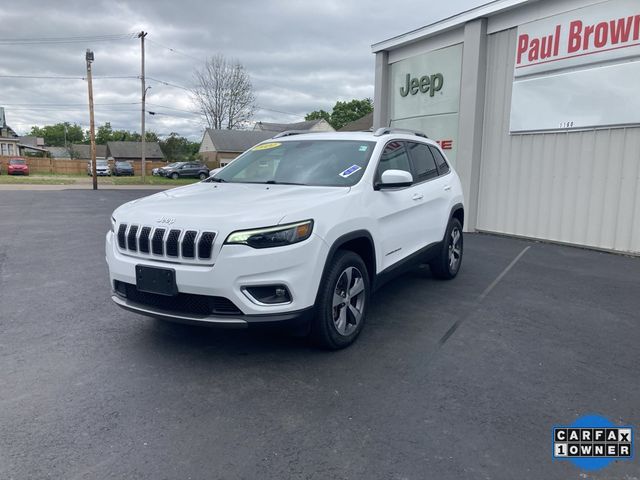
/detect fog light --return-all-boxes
[243,285,292,305]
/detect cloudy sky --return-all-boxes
[1,0,485,140]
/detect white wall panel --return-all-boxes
[477,28,640,254]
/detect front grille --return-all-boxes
[115,281,242,316]
[116,223,217,264]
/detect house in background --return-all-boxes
[253,118,334,133]
[0,107,21,157]
[199,129,273,168]
[106,141,164,163]
[70,144,107,161]
[339,112,374,132]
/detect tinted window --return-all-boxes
[376,141,411,180]
[429,146,450,175]
[406,142,438,181]
[9,159,25,165]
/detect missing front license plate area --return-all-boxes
[135,265,178,296]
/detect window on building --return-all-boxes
[376,141,411,180]
[7,143,14,155]
[406,142,438,181]
[1,143,7,155]
[429,146,450,175]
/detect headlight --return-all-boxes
[225,220,313,249]
[110,216,116,233]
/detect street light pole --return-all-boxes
[85,49,97,191]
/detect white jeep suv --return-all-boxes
[106,128,464,349]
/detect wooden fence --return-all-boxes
[0,156,169,176]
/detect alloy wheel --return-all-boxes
[331,266,365,336]
[448,227,462,272]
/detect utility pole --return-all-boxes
[138,31,148,182]
[86,49,97,191]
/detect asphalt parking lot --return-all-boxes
[1,189,638,480]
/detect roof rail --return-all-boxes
[272,130,316,139]
[373,127,428,139]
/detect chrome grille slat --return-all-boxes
[116,224,216,265]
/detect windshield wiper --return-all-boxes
[263,180,307,186]
[207,177,226,183]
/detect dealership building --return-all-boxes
[372,0,640,254]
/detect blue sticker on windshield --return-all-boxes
[359,145,368,152]
[339,165,362,178]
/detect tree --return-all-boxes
[305,109,331,123]
[29,122,85,146]
[95,122,158,144]
[330,99,373,130]
[191,54,257,130]
[303,98,373,130]
[159,133,200,162]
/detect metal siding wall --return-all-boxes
[477,28,640,254]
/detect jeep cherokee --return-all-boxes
[106,128,464,349]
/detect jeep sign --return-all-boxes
[399,73,444,97]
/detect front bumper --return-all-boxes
[111,294,314,331]
[105,230,328,327]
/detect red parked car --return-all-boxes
[7,158,29,176]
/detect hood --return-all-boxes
[113,181,350,232]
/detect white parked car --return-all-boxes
[106,129,464,349]
[87,159,111,176]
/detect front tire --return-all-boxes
[429,218,463,280]
[311,250,369,350]
[171,172,179,180]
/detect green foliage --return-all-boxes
[94,122,158,144]
[159,133,200,162]
[304,99,373,130]
[304,109,331,123]
[28,122,85,146]
[329,99,373,130]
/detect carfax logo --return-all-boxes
[552,414,634,471]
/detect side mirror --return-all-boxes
[375,169,413,190]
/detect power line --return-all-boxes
[0,74,138,80]
[0,32,137,45]
[146,38,201,62]
[146,77,190,91]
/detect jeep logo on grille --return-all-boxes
[156,216,176,225]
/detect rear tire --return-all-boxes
[429,218,463,280]
[311,250,369,350]
[199,172,207,180]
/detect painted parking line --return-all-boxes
[438,245,531,348]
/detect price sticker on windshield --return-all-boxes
[339,165,362,178]
[253,142,281,151]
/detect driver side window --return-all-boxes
[376,141,411,181]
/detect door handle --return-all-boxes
[412,193,424,201]
[443,185,451,191]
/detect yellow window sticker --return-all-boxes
[253,142,282,151]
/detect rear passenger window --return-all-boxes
[406,142,438,181]
[377,141,411,179]
[429,146,450,175]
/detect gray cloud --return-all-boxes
[0,0,484,140]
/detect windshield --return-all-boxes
[215,140,376,187]
[116,162,131,166]
[9,159,25,165]
[96,160,108,166]
[165,162,182,168]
